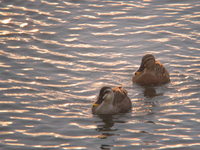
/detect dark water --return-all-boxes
[0,0,200,149]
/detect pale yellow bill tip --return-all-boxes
[93,103,99,107]
[135,71,142,76]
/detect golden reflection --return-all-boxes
[31,36,74,48]
[1,18,11,24]
[155,132,192,140]
[79,23,116,28]
[156,5,187,11]
[97,11,126,16]
[30,45,77,58]
[75,52,104,57]
[125,45,141,48]
[159,109,178,113]
[15,130,26,133]
[48,16,66,23]
[0,121,13,126]
[62,146,87,150]
[4,143,25,146]
[166,3,190,7]
[7,46,21,49]
[0,131,14,135]
[130,143,140,146]
[63,2,80,7]
[4,139,18,142]
[155,127,191,131]
[118,137,140,141]
[113,144,126,148]
[0,101,15,104]
[41,0,58,5]
[8,5,53,16]
[88,4,104,8]
[79,59,126,66]
[0,110,29,113]
[75,15,98,19]
[0,12,20,16]
[0,86,36,91]
[69,122,96,129]
[157,30,195,40]
[22,131,98,139]
[125,129,145,133]
[55,10,70,14]
[26,18,52,26]
[92,32,125,36]
[158,118,182,123]
[113,15,157,20]
[25,125,34,128]
[64,38,78,42]
[35,112,70,119]
[4,93,36,97]
[135,22,185,29]
[0,62,11,68]
[191,31,200,37]
[159,143,200,149]
[185,20,200,25]
[108,2,145,8]
[0,49,37,61]
[68,34,79,37]
[68,27,83,30]
[166,112,196,116]
[148,38,169,42]
[0,78,71,90]
[65,43,113,49]
[190,118,200,123]
[0,34,31,42]
[31,145,60,148]
[10,116,41,121]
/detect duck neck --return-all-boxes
[95,95,115,114]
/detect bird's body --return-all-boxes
[92,87,132,115]
[132,54,170,86]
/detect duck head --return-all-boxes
[135,54,156,75]
[92,86,115,114]
[93,87,114,106]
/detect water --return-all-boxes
[0,0,200,149]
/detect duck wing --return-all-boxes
[154,61,170,83]
[112,87,132,113]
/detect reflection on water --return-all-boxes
[0,0,200,149]
[143,86,163,98]
[96,115,116,134]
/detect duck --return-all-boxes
[92,86,132,115]
[132,54,170,86]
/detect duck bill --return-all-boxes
[92,103,99,107]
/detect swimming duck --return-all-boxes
[92,86,132,115]
[132,54,170,86]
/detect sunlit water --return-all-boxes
[0,0,200,149]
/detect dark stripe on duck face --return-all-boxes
[95,86,112,104]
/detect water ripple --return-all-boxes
[0,0,200,149]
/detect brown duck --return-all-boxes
[132,54,170,86]
[92,86,132,115]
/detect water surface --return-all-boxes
[0,0,200,149]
